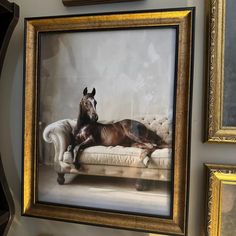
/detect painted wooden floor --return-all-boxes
[38,165,171,216]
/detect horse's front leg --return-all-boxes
[73,145,80,163]
[73,135,95,169]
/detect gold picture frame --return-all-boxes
[205,164,236,236]
[205,0,236,142]
[22,9,194,235]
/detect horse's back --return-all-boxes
[117,119,163,145]
[98,122,128,146]
[117,119,147,130]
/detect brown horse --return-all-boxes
[72,87,168,168]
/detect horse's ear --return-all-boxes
[91,88,96,96]
[83,87,88,96]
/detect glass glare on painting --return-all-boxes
[223,0,236,127]
[39,28,176,216]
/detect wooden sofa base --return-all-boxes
[56,172,158,191]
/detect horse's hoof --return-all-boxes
[135,179,148,191]
[74,162,80,170]
[57,173,65,185]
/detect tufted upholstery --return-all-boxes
[43,116,172,181]
[79,146,149,167]
[134,115,172,145]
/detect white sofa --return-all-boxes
[43,115,172,190]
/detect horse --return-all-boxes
[71,87,168,168]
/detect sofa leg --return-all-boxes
[135,179,148,191]
[57,173,65,185]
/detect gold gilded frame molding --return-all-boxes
[205,0,236,143]
[22,9,194,235]
[205,164,236,236]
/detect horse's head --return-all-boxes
[80,87,98,122]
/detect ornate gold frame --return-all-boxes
[205,164,236,236]
[22,9,194,235]
[205,0,236,142]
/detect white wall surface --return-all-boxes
[1,0,236,235]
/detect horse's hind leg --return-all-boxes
[125,120,167,148]
[131,142,152,148]
[127,131,156,155]
[122,121,156,146]
[131,142,155,153]
[135,179,150,191]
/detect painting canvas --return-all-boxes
[206,0,236,142]
[221,183,236,235]
[38,28,175,216]
[223,0,236,126]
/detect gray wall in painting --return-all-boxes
[40,29,175,124]
[1,0,236,236]
[223,0,236,126]
[221,184,236,234]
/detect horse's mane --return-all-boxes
[75,103,90,132]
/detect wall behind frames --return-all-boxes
[0,0,236,235]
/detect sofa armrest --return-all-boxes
[43,119,74,162]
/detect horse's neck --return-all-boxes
[76,117,90,128]
[76,104,91,129]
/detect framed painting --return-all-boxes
[205,164,236,236]
[205,0,236,142]
[22,9,194,235]
[62,0,141,6]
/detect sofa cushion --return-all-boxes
[67,146,172,169]
[148,148,172,169]
[78,146,149,168]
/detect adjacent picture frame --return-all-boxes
[22,9,194,235]
[205,0,236,143]
[62,0,141,7]
[205,164,236,236]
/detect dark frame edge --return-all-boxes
[185,6,196,236]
